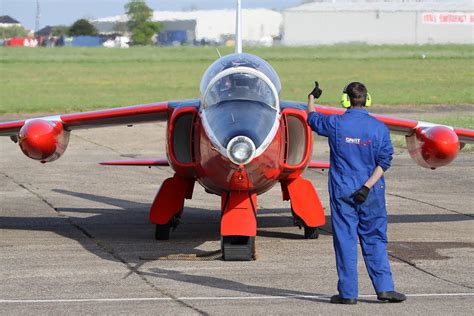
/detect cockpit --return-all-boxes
[200,53,281,109]
[199,53,282,165]
[203,68,278,110]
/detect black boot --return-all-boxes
[330,295,357,304]
[377,291,407,303]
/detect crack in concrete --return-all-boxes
[388,252,474,290]
[387,192,474,218]
[1,172,209,316]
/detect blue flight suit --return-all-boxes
[307,108,395,299]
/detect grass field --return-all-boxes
[0,45,473,130]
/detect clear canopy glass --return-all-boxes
[200,53,281,97]
[203,71,277,109]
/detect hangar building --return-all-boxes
[93,9,282,45]
[283,1,473,45]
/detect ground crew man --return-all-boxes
[306,82,406,304]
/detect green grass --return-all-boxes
[0,45,473,115]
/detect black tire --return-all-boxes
[304,226,319,239]
[292,206,320,239]
[155,222,171,240]
[221,236,256,261]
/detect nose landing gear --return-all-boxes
[220,191,258,261]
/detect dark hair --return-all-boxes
[345,82,368,107]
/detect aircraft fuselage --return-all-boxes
[165,53,312,196]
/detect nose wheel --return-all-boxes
[221,236,256,261]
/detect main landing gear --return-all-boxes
[149,174,194,241]
[154,214,181,240]
[281,177,326,240]
[292,209,319,239]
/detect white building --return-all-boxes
[0,16,21,28]
[94,9,282,44]
[283,1,474,45]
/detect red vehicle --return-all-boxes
[1,1,473,260]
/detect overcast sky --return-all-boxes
[1,0,302,30]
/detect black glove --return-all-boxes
[351,185,370,204]
[308,81,323,99]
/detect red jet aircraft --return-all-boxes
[1,1,473,261]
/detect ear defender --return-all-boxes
[340,92,351,108]
[365,93,372,107]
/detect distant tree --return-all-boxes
[125,0,162,45]
[68,19,98,36]
[0,25,28,39]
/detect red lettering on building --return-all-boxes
[440,14,467,23]
[423,12,473,25]
[423,14,436,23]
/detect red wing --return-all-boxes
[453,127,474,144]
[0,102,170,136]
[61,102,169,130]
[100,158,169,166]
[0,120,25,136]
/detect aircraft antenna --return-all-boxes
[35,0,41,32]
[235,0,242,54]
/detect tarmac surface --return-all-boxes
[0,113,473,315]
